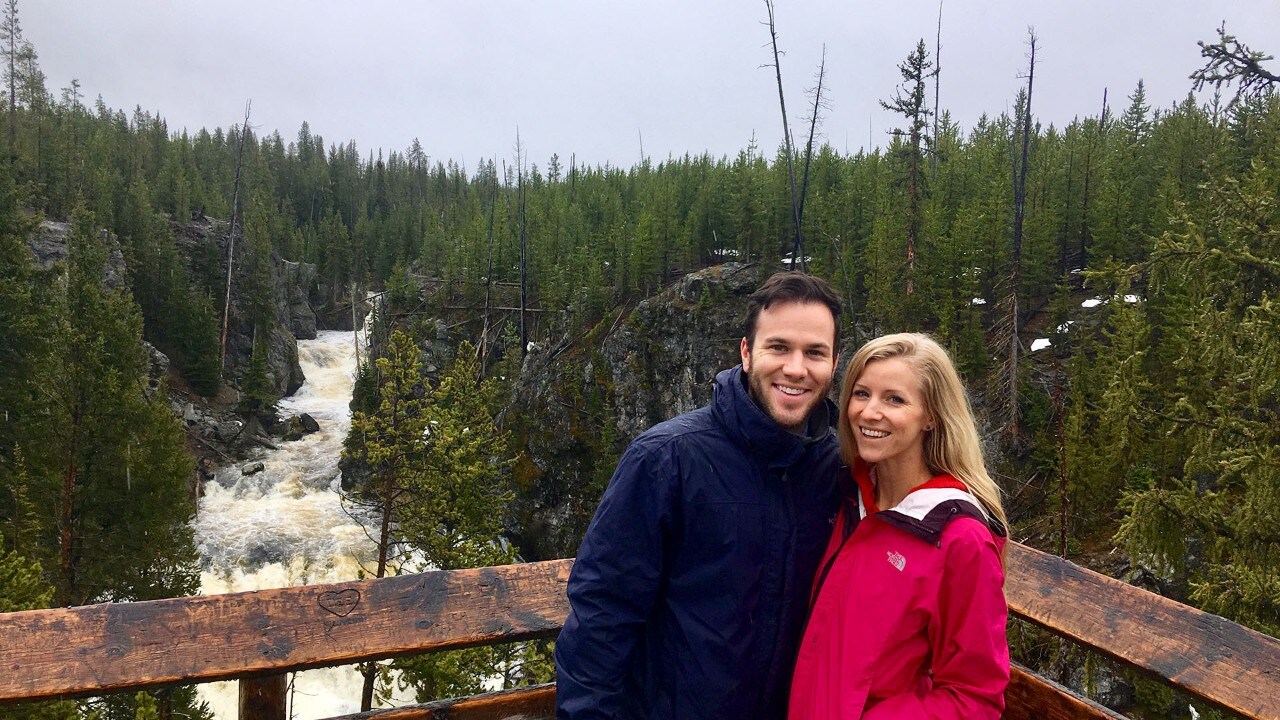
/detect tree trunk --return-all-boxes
[1055,365,1069,559]
[516,134,529,357]
[59,420,78,603]
[764,0,805,270]
[932,0,944,177]
[907,124,920,297]
[1079,88,1107,267]
[360,479,395,711]
[796,46,828,246]
[1008,31,1037,435]
[480,161,498,377]
[5,0,16,164]
[220,100,252,375]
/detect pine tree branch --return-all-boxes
[1190,23,1279,101]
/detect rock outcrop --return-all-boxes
[504,263,766,560]
[27,220,130,290]
[28,215,325,476]
[599,262,760,440]
[171,216,316,397]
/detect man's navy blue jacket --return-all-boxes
[555,366,842,719]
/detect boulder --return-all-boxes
[215,420,243,443]
[142,342,171,400]
[284,413,320,441]
[298,413,320,433]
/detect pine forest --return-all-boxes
[1,2,1278,718]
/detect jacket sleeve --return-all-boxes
[862,522,1009,720]
[555,440,677,720]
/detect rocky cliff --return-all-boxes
[504,263,766,559]
[27,217,324,472]
[171,216,317,397]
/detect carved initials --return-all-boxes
[318,589,360,617]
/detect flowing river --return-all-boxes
[192,329,403,718]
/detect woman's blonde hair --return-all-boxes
[837,333,1007,533]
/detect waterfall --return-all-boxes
[193,329,407,719]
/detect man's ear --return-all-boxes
[740,336,751,372]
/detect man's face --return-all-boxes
[740,301,838,433]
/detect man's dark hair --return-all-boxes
[743,272,843,349]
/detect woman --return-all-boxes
[788,333,1010,719]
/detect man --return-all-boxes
[556,272,845,719]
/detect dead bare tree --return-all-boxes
[880,40,933,299]
[515,131,529,357]
[1006,30,1037,436]
[762,0,805,270]
[936,0,947,176]
[480,158,499,376]
[932,0,944,176]
[795,45,829,244]
[218,100,252,375]
[2,0,19,162]
[1054,363,1069,559]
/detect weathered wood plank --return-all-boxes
[329,671,1118,720]
[238,674,287,720]
[1006,542,1280,720]
[1004,664,1124,720]
[0,560,573,703]
[325,684,556,720]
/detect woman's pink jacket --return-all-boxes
[787,465,1009,719]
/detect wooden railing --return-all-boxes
[1,544,1277,720]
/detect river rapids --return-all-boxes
[192,329,408,718]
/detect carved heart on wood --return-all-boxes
[318,588,360,617]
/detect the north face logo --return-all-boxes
[887,550,906,571]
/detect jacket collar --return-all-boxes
[850,460,1006,544]
[712,366,837,468]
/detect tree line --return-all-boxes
[0,0,1277,712]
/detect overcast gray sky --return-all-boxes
[25,1,1280,169]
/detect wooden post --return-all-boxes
[239,674,287,720]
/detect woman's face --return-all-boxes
[847,357,933,468]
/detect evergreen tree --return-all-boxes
[879,39,934,313]
[30,207,199,606]
[0,536,80,720]
[1115,158,1280,634]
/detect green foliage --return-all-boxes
[169,287,221,396]
[0,534,52,612]
[346,331,525,700]
[237,334,278,415]
[350,359,378,416]
[1085,156,1280,634]
[396,341,514,569]
[385,260,419,318]
[0,19,1277,709]
[7,206,200,607]
[83,687,211,720]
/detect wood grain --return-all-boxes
[239,674,288,720]
[1006,542,1280,720]
[3,543,1279,720]
[325,684,556,720]
[325,672,1122,720]
[1004,664,1125,720]
[0,559,573,703]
